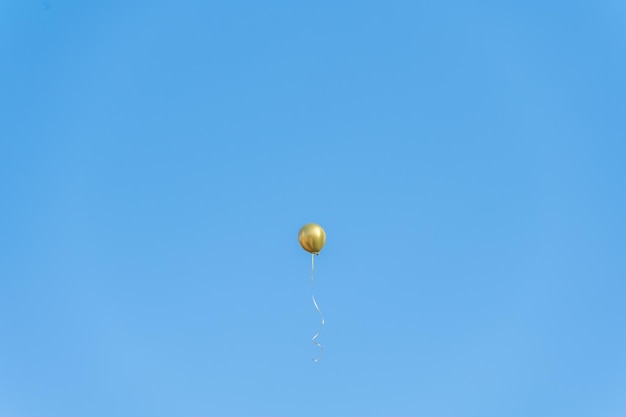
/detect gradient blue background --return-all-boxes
[1,1,625,416]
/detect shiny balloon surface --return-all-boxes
[298,223,326,254]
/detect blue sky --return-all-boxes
[1,1,625,416]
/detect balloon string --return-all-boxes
[311,252,324,362]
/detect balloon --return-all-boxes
[298,223,326,254]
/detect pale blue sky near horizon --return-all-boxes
[1,1,625,416]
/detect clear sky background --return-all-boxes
[1,1,625,416]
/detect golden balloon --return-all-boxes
[298,223,326,254]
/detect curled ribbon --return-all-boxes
[311,253,325,362]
